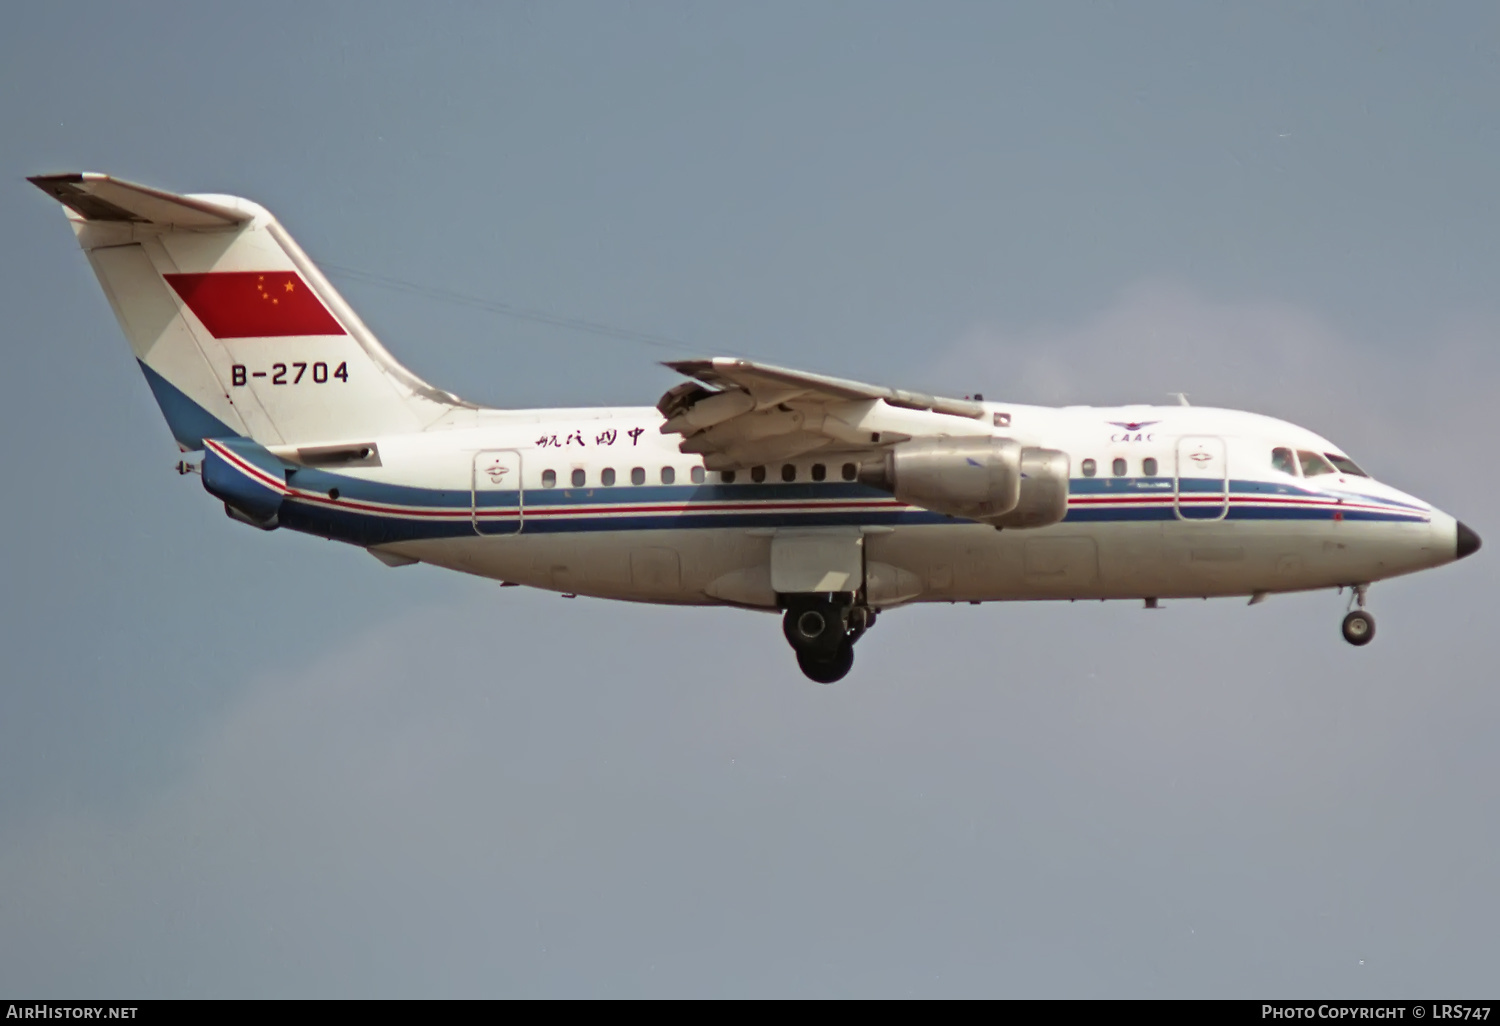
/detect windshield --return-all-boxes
[1271,447,1298,475]
[1298,450,1337,477]
[1324,453,1369,477]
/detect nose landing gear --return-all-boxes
[1340,584,1375,646]
[782,596,874,683]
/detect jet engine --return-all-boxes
[859,437,1070,528]
[986,445,1070,528]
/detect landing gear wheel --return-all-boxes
[797,640,855,684]
[782,600,847,657]
[1341,610,1375,646]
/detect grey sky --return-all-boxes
[1,2,1496,997]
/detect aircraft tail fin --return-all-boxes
[30,172,472,451]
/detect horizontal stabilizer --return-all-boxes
[28,172,249,227]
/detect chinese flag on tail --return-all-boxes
[164,271,345,338]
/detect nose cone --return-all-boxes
[1457,522,1482,560]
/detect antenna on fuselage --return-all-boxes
[1169,392,1191,406]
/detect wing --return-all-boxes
[656,358,987,471]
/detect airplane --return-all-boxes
[30,172,1481,683]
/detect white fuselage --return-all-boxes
[254,400,1459,610]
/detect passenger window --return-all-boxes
[1081,458,1096,478]
[842,462,858,481]
[1325,453,1369,477]
[631,467,646,485]
[661,466,675,485]
[600,467,616,486]
[1142,457,1158,477]
[811,463,826,482]
[751,466,767,483]
[542,469,556,488]
[721,471,736,484]
[781,464,796,482]
[1112,458,1127,477]
[690,466,705,484]
[571,468,586,487]
[1271,447,1298,476]
[1298,450,1336,477]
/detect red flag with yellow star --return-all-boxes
[164,271,345,338]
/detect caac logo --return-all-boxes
[1108,420,1159,443]
[484,462,511,484]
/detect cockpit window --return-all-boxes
[1324,453,1369,477]
[1271,447,1298,476]
[1298,450,1336,477]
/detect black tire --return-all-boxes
[782,601,844,656]
[797,641,855,684]
[1341,610,1375,646]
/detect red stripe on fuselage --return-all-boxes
[204,440,289,493]
[202,452,1422,524]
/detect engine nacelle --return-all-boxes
[987,446,1070,528]
[860,436,1022,520]
[859,437,1070,528]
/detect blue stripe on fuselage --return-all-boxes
[264,470,1426,548]
[280,463,1429,515]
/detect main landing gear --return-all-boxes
[782,596,875,684]
[1340,584,1375,647]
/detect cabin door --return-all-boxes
[472,449,523,535]
[1174,436,1228,521]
